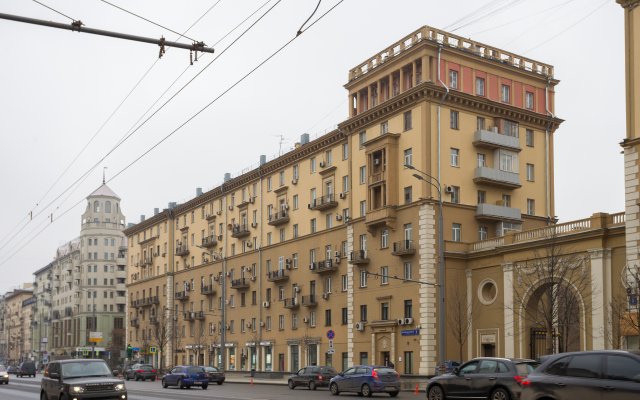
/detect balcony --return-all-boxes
[392,240,416,256]
[301,295,317,307]
[201,284,216,296]
[52,310,60,320]
[283,297,299,309]
[365,206,396,231]
[473,167,521,188]
[175,291,190,301]
[195,311,206,320]
[131,318,139,328]
[476,203,522,222]
[201,235,218,248]
[309,194,338,211]
[142,256,153,266]
[149,316,159,325]
[349,250,370,265]
[473,129,521,151]
[267,269,289,283]
[268,210,290,226]
[231,278,250,290]
[64,307,73,317]
[130,299,142,308]
[142,296,159,307]
[231,224,251,239]
[310,260,338,274]
[183,312,196,321]
[175,243,190,257]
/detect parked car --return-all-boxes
[161,365,208,389]
[329,365,400,397]
[125,363,157,381]
[289,365,338,390]
[434,360,461,376]
[17,361,36,377]
[426,357,538,400]
[200,366,225,385]
[40,359,127,400]
[6,366,17,375]
[0,366,9,384]
[521,350,640,400]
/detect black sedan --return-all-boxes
[6,366,17,375]
[426,357,538,400]
[288,365,338,390]
[201,366,225,384]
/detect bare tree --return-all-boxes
[608,295,628,350]
[512,233,593,357]
[618,265,640,349]
[190,319,207,365]
[447,284,474,362]
[150,309,172,372]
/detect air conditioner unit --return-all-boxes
[259,321,265,327]
[225,299,231,305]
[228,205,234,210]
[355,321,365,331]
[294,286,300,293]
[309,263,316,270]
[291,178,298,185]
[226,271,231,277]
[251,222,258,228]
[213,276,219,282]
[249,197,255,204]
[191,312,196,319]
[285,258,292,266]
[319,161,326,168]
[404,317,414,325]
[246,241,253,248]
[322,293,330,300]
[217,235,223,241]
[336,214,343,221]
[373,159,381,166]
[226,324,231,331]
[334,257,341,264]
[303,317,309,323]
[445,186,454,193]
[246,322,253,329]
[334,251,340,258]
[398,319,405,326]
[250,276,256,282]
[216,210,222,215]
[339,192,346,199]
[262,301,270,308]
[307,204,312,209]
[283,204,289,210]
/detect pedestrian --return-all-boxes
[387,361,395,369]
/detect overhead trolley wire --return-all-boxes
[32,0,76,22]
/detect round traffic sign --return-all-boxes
[327,329,335,339]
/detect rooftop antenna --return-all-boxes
[273,134,285,156]
[103,166,108,184]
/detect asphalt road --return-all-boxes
[0,376,418,399]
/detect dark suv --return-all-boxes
[521,350,640,400]
[124,363,157,381]
[40,359,127,400]
[426,357,538,400]
[288,365,338,390]
[17,361,36,377]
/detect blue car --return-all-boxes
[161,366,208,389]
[329,365,400,397]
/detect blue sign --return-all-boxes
[327,330,335,339]
[401,329,420,336]
[132,347,140,352]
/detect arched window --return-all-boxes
[94,201,100,212]
[105,201,112,213]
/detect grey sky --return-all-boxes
[0,0,624,293]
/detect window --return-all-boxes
[341,275,348,292]
[403,110,412,131]
[293,194,299,210]
[452,223,462,242]
[477,153,486,167]
[358,130,366,148]
[477,190,486,204]
[477,117,485,131]
[502,120,519,137]
[527,199,535,215]
[404,300,413,319]
[310,157,316,173]
[499,150,519,173]
[381,266,389,285]
[279,315,285,330]
[342,308,348,325]
[479,226,488,241]
[502,194,512,207]
[380,121,389,135]
[526,164,535,181]
[279,171,285,186]
[404,187,412,204]
[476,77,485,96]
[325,150,332,166]
[381,302,389,320]
[326,214,333,229]
[450,110,459,130]
[404,148,412,167]
[310,218,317,234]
[293,164,299,180]
[359,166,366,184]
[325,309,332,326]
[342,175,349,193]
[360,305,367,322]
[449,70,458,89]
[293,224,298,238]
[403,262,412,280]
[501,84,510,103]
[450,148,460,167]
[267,176,272,191]
[342,143,349,160]
[605,355,640,381]
[526,129,534,147]
[360,269,368,287]
[450,186,460,204]
[404,351,414,374]
[360,200,366,217]
[381,229,389,248]
[525,91,534,110]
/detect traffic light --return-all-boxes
[126,343,133,358]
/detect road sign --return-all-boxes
[149,346,157,354]
[89,331,103,343]
[327,349,335,354]
[329,339,334,348]
[327,329,335,339]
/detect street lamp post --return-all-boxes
[405,164,446,366]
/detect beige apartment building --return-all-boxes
[2,286,34,364]
[30,262,54,365]
[123,25,602,376]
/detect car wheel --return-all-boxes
[125,374,130,381]
[428,385,445,400]
[202,384,208,390]
[361,384,372,397]
[135,374,140,381]
[217,380,223,385]
[151,377,156,382]
[330,382,340,395]
[162,378,169,388]
[288,380,295,389]
[389,391,399,397]
[309,380,317,390]
[491,388,510,400]
[178,378,184,389]
[40,391,48,400]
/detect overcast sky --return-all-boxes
[0,0,625,294]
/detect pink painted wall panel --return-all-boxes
[488,74,499,101]
[462,66,473,94]
[514,82,523,108]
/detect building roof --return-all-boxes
[88,183,120,200]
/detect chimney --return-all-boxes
[154,208,160,216]
[224,173,231,182]
[168,202,177,209]
[300,133,310,145]
[140,215,146,222]
[259,155,266,165]
[196,187,203,196]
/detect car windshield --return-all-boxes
[62,362,112,378]
[138,365,153,370]
[187,367,204,374]
[516,362,539,375]
[204,367,219,372]
[323,367,338,374]
[374,367,397,374]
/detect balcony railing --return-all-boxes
[310,259,338,274]
[202,235,218,248]
[175,291,190,301]
[267,269,289,282]
[195,311,206,320]
[231,224,251,238]
[349,250,370,265]
[268,210,290,226]
[175,243,190,257]
[283,297,299,309]
[141,296,159,307]
[476,203,522,222]
[473,167,521,188]
[149,316,159,325]
[183,312,196,321]
[473,128,521,151]
[392,240,416,256]
[201,284,216,296]
[231,278,250,290]
[301,295,317,307]
[309,194,338,211]
[142,256,153,266]
[131,318,139,327]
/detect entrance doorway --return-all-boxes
[381,351,390,367]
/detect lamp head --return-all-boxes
[412,173,424,181]
[404,164,415,170]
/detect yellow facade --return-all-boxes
[124,25,633,375]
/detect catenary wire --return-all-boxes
[449,0,525,33]
[0,0,344,268]
[32,0,76,22]
[443,0,507,31]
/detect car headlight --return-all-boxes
[115,383,126,391]
[71,386,85,393]
[2,374,8,378]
